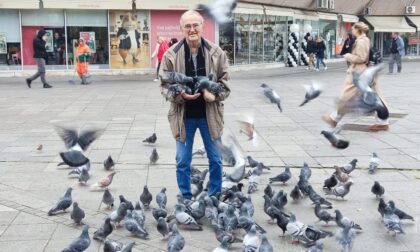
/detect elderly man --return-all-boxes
[159,10,230,199]
[388,32,405,74]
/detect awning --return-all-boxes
[406,16,420,31]
[318,12,337,20]
[137,0,213,10]
[293,10,319,21]
[264,6,294,17]
[0,0,38,9]
[340,14,359,23]
[43,0,132,10]
[365,16,416,33]
[234,2,265,15]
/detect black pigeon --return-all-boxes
[261,83,282,112]
[197,0,237,25]
[142,133,157,144]
[314,204,334,225]
[378,198,387,217]
[371,181,385,199]
[152,207,167,221]
[290,184,303,201]
[104,155,115,170]
[269,167,292,185]
[323,175,338,190]
[140,185,153,208]
[388,200,414,221]
[119,195,134,211]
[273,210,289,236]
[300,83,322,107]
[264,184,274,198]
[102,189,114,209]
[321,131,349,149]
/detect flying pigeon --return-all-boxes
[90,172,117,189]
[104,155,115,170]
[261,83,282,112]
[70,202,85,225]
[371,181,385,199]
[300,82,322,107]
[93,217,113,241]
[142,133,157,144]
[237,119,256,140]
[102,188,115,209]
[150,148,159,165]
[197,0,237,25]
[269,167,292,184]
[62,225,90,252]
[368,152,380,174]
[140,185,153,209]
[321,130,349,149]
[48,187,73,216]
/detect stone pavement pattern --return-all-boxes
[0,61,419,251]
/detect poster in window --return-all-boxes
[0,33,6,54]
[79,32,96,53]
[44,30,54,52]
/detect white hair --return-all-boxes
[179,10,204,26]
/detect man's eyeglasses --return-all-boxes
[183,23,202,30]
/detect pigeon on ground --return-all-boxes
[37,144,43,151]
[150,148,159,165]
[62,225,90,252]
[271,190,288,210]
[383,206,404,236]
[192,147,206,157]
[286,213,305,243]
[324,181,353,199]
[238,205,266,234]
[290,184,303,201]
[110,202,128,227]
[308,186,333,208]
[156,187,167,209]
[124,211,149,239]
[298,175,311,196]
[264,184,274,198]
[167,224,185,252]
[247,156,260,168]
[247,168,260,194]
[132,202,146,225]
[335,210,362,230]
[102,189,115,209]
[214,225,243,245]
[119,195,134,211]
[336,226,356,252]
[368,152,380,174]
[340,159,358,174]
[93,217,113,241]
[300,83,322,107]
[197,0,236,25]
[300,162,312,181]
[140,185,153,208]
[191,179,204,199]
[218,204,238,232]
[259,234,273,252]
[371,181,385,199]
[104,155,115,170]
[90,171,117,189]
[323,175,338,190]
[118,241,135,252]
[67,162,91,176]
[321,131,349,149]
[70,202,85,224]
[143,133,157,144]
[157,217,170,239]
[269,167,292,185]
[152,207,167,221]
[314,204,334,225]
[272,209,290,236]
[174,204,202,230]
[78,168,90,184]
[388,200,414,221]
[306,243,324,252]
[261,83,282,112]
[243,225,260,252]
[103,240,123,252]
[190,199,206,220]
[48,187,73,216]
[242,195,255,217]
[334,166,350,183]
[213,237,230,252]
[299,225,333,247]
[378,198,387,218]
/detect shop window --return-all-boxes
[263,15,276,63]
[234,13,249,65]
[318,19,337,59]
[274,16,288,63]
[249,14,263,64]
[218,17,234,65]
[0,10,22,70]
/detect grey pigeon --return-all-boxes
[174,204,202,231]
[243,225,260,252]
[300,83,322,107]
[306,243,324,252]
[314,204,334,225]
[264,184,274,198]
[299,225,333,247]
[340,159,358,174]
[191,179,204,199]
[261,83,282,112]
[388,200,414,221]
[335,210,362,230]
[48,187,73,216]
[68,162,91,176]
[218,204,238,232]
[140,185,153,208]
[167,224,185,252]
[70,202,85,224]
[321,131,349,149]
[336,226,356,252]
[104,155,115,170]
[124,211,149,239]
[132,202,146,225]
[204,197,219,227]
[102,189,115,209]
[286,213,305,242]
[156,187,167,209]
[197,0,236,25]
[160,71,194,85]
[324,181,353,199]
[269,166,291,184]
[214,225,243,245]
[213,237,230,252]
[119,195,134,211]
[308,186,333,208]
[190,199,206,220]
[271,190,288,210]
[368,152,380,174]
[242,195,255,217]
[104,239,123,252]
[247,168,260,194]
[371,181,385,199]
[142,133,157,144]
[323,175,338,190]
[110,202,128,226]
[221,137,246,182]
[78,168,90,184]
[383,206,404,236]
[157,216,170,239]
[118,241,135,252]
[247,155,259,167]
[298,174,311,196]
[62,225,90,252]
[93,217,113,241]
[152,207,168,221]
[195,76,224,95]
[378,198,387,217]
[290,184,303,201]
[238,205,266,234]
[300,162,312,181]
[150,148,159,165]
[259,234,273,252]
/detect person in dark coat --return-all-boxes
[315,36,327,71]
[26,30,52,88]
[306,36,317,70]
[340,32,355,67]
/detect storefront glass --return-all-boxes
[407,32,420,56]
[274,16,288,63]
[263,15,276,63]
[218,17,234,65]
[0,10,21,70]
[249,14,263,64]
[318,19,337,59]
[234,13,250,65]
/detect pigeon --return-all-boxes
[93,217,113,241]
[156,187,167,209]
[197,0,237,25]
[110,202,128,227]
[150,148,159,165]
[70,202,85,224]
[264,184,274,198]
[261,83,282,112]
[160,71,194,85]
[383,206,405,236]
[299,225,333,247]
[167,224,185,252]
[104,240,123,252]
[102,189,115,209]
[243,225,260,252]
[157,217,170,239]
[213,237,230,252]
[118,241,135,252]
[140,185,153,208]
[371,181,385,199]
[378,198,387,218]
[192,147,206,157]
[271,190,288,210]
[290,184,303,201]
[334,166,350,183]
[300,82,322,107]
[314,204,334,225]
[152,207,168,221]
[142,133,157,144]
[388,200,414,221]
[247,168,260,194]
[336,226,356,252]
[104,155,115,170]
[324,181,353,199]
[238,205,266,234]
[272,209,290,235]
[119,195,134,211]
[340,159,358,174]
[335,210,362,230]
[48,187,73,216]
[321,131,349,149]
[132,202,146,225]
[300,162,312,181]
[124,211,149,239]
[67,162,91,176]
[37,144,43,151]
[174,204,202,230]
[308,186,333,208]
[78,167,90,184]
[269,167,292,185]
[259,234,273,252]
[195,76,224,95]
[190,199,206,220]
[191,179,204,198]
[286,213,305,243]
[62,225,90,252]
[90,171,117,189]
[306,243,324,252]
[368,152,380,174]
[218,205,238,232]
[214,225,243,245]
[323,175,338,190]
[242,195,255,217]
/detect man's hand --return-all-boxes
[203,89,216,102]
[181,91,201,100]
[343,53,351,61]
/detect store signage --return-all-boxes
[408,37,420,45]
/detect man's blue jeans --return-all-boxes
[316,56,326,69]
[176,118,223,199]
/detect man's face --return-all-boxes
[181,14,203,43]
[42,35,47,41]
[54,33,59,39]
[391,33,396,39]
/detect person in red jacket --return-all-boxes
[151,36,169,81]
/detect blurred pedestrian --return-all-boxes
[340,32,355,67]
[26,30,52,88]
[306,36,317,70]
[151,36,169,81]
[388,32,405,74]
[75,38,91,85]
[315,36,327,71]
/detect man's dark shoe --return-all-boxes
[43,83,52,88]
[26,79,32,88]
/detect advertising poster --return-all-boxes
[0,33,6,54]
[79,31,96,53]
[109,10,151,69]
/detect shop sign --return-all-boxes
[408,37,420,45]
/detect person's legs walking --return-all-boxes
[197,119,223,197]
[316,56,320,70]
[388,53,395,73]
[396,53,402,73]
[175,119,197,199]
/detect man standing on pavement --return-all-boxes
[26,30,52,88]
[159,10,230,199]
[388,32,405,74]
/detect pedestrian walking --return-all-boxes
[388,32,405,74]
[151,36,169,81]
[315,36,327,71]
[26,30,52,88]
[340,32,355,67]
[75,38,91,85]
[306,36,317,70]
[321,22,389,131]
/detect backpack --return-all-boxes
[368,46,381,66]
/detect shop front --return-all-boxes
[406,16,420,56]
[0,9,22,70]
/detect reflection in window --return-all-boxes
[263,15,276,63]
[275,16,288,63]
[219,17,234,65]
[235,14,249,65]
[319,19,337,59]
[250,14,263,64]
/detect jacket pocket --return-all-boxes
[168,105,180,139]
